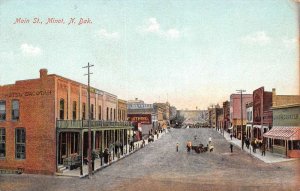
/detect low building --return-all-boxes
[263,89,300,158]
[0,69,132,175]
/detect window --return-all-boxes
[0,101,5,120]
[110,108,112,121]
[0,128,5,157]
[107,107,109,121]
[114,109,116,121]
[98,106,101,120]
[59,99,64,120]
[15,128,26,159]
[72,101,77,120]
[11,100,19,120]
[82,103,86,120]
[91,104,94,120]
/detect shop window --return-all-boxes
[15,128,26,159]
[11,100,19,120]
[98,106,101,120]
[59,99,64,120]
[82,103,86,120]
[0,101,6,120]
[0,128,5,157]
[292,140,300,150]
[72,101,77,120]
[91,104,94,120]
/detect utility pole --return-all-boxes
[236,89,246,150]
[83,62,94,177]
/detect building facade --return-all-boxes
[263,89,300,158]
[230,94,253,139]
[0,69,132,175]
[252,87,272,140]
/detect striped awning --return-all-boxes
[263,126,300,140]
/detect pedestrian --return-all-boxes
[103,148,109,164]
[230,143,233,153]
[230,134,233,140]
[208,136,212,144]
[261,144,266,156]
[242,137,245,150]
[142,139,145,148]
[176,143,179,152]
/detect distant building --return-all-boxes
[177,109,209,126]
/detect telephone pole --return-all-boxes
[83,62,94,177]
[236,89,246,150]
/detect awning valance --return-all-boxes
[263,126,300,140]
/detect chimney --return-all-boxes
[272,88,276,106]
[40,69,48,79]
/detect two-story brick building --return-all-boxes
[0,69,132,175]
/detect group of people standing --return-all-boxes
[230,134,266,156]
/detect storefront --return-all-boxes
[263,105,300,158]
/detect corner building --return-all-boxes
[0,69,132,174]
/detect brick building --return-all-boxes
[0,69,132,175]
[230,94,253,139]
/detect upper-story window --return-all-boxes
[15,128,26,159]
[114,109,116,121]
[72,101,77,120]
[91,104,94,120]
[0,128,5,158]
[59,99,64,120]
[110,108,112,121]
[98,106,102,120]
[82,103,86,120]
[106,107,109,121]
[11,100,19,120]
[0,101,6,121]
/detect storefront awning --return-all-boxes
[263,126,300,140]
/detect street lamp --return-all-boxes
[236,89,246,150]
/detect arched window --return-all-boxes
[59,99,64,120]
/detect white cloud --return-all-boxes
[282,37,297,48]
[20,43,41,56]
[240,31,271,46]
[146,18,160,33]
[97,29,120,40]
[166,28,180,39]
[141,17,181,39]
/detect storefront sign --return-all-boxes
[273,107,300,126]
[0,90,52,98]
[128,114,152,124]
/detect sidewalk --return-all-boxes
[217,129,298,163]
[56,129,169,178]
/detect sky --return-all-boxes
[0,0,299,110]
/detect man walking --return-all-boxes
[230,143,233,153]
[176,143,179,152]
[261,144,266,156]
